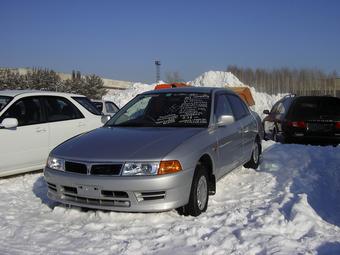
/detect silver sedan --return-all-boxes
[44,87,262,216]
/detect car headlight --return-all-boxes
[122,162,159,176]
[47,156,65,171]
[121,160,182,176]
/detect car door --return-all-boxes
[227,95,256,163]
[214,93,242,178]
[42,96,86,150]
[0,96,49,175]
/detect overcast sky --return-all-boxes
[1,0,339,83]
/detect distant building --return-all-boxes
[0,67,133,90]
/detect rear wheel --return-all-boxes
[244,140,261,169]
[177,164,209,216]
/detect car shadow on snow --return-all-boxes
[33,176,59,209]
[259,143,340,227]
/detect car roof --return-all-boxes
[141,86,236,95]
[0,89,85,98]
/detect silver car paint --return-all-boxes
[44,87,261,212]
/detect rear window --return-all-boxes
[72,97,102,116]
[289,97,340,119]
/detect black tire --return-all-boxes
[177,164,209,217]
[244,139,261,169]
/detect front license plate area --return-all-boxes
[77,185,101,197]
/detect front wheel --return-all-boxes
[177,164,209,216]
[244,140,261,169]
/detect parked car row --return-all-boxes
[1,87,338,216]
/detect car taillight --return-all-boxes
[336,122,340,129]
[288,121,306,128]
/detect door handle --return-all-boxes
[78,122,85,127]
[36,127,47,133]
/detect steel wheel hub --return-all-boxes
[197,175,208,210]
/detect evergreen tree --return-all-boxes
[83,74,107,99]
[0,69,23,90]
[22,68,62,91]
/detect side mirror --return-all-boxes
[101,114,111,124]
[217,115,234,127]
[263,110,270,115]
[0,118,18,129]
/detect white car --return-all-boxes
[91,99,119,117]
[0,90,104,177]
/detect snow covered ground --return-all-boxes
[0,141,339,254]
[1,71,339,254]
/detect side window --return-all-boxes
[105,102,119,113]
[1,97,42,126]
[277,103,285,114]
[215,94,233,118]
[43,97,84,122]
[270,102,280,114]
[93,102,103,112]
[227,95,249,120]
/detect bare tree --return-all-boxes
[226,65,338,96]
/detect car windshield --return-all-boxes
[106,92,211,128]
[72,97,102,116]
[0,96,13,111]
[289,97,340,119]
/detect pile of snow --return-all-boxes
[103,71,284,118]
[103,82,152,108]
[0,141,339,254]
[190,71,284,117]
[189,71,244,87]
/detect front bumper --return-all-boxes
[44,167,194,212]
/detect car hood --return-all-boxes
[52,127,204,162]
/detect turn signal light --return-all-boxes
[158,160,182,175]
[288,121,306,128]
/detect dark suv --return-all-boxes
[263,95,340,145]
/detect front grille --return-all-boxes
[91,164,122,175]
[64,161,123,175]
[62,194,131,208]
[65,161,87,174]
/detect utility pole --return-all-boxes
[155,60,161,83]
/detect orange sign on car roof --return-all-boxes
[154,83,189,90]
